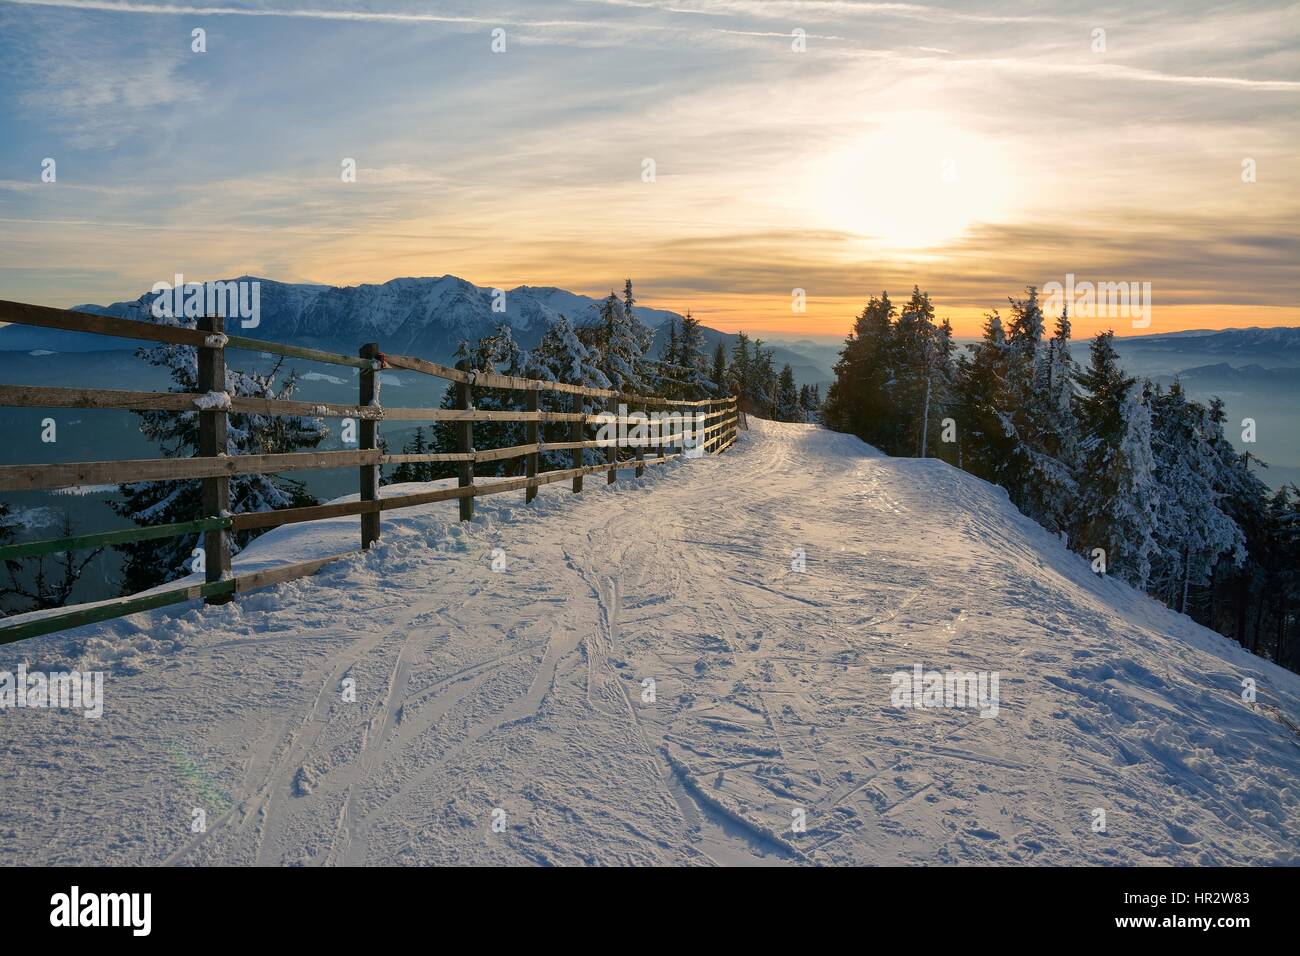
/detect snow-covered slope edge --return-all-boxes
[1,421,1296,866]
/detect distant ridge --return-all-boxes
[0,275,837,385]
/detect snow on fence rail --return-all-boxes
[0,299,739,644]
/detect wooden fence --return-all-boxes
[0,299,738,644]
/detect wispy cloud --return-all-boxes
[8,0,504,26]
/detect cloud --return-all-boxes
[6,6,202,147]
[7,0,499,25]
[1,0,1296,336]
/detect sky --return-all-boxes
[0,0,1297,339]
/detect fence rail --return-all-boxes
[0,298,739,644]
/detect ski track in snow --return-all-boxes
[2,420,1298,866]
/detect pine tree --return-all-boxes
[952,311,1013,481]
[803,383,824,421]
[923,317,958,462]
[664,317,679,367]
[594,286,653,395]
[426,325,531,477]
[710,341,728,395]
[1200,394,1274,640]
[390,427,435,484]
[749,339,779,416]
[674,311,713,398]
[1259,485,1300,664]
[111,340,327,595]
[775,364,801,421]
[526,314,611,469]
[729,332,752,405]
[891,287,938,456]
[822,292,895,447]
[1044,307,1078,468]
[1073,332,1157,587]
[994,289,1077,534]
[1147,382,1245,611]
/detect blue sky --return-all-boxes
[1,0,1297,336]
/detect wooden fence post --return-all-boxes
[571,392,584,493]
[525,388,539,504]
[197,315,232,603]
[455,359,474,521]
[635,399,645,477]
[359,343,381,549]
[606,395,618,484]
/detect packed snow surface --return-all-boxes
[2,421,1297,865]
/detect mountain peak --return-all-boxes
[2,275,685,358]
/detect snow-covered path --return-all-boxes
[2,420,1297,865]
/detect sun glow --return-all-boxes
[805,112,1014,251]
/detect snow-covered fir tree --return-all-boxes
[387,426,436,484]
[1147,381,1246,611]
[525,313,612,469]
[1073,332,1158,588]
[1042,307,1079,470]
[111,339,327,595]
[747,338,779,415]
[428,324,531,476]
[800,383,822,422]
[664,317,679,368]
[710,341,728,393]
[995,289,1077,535]
[890,287,940,456]
[680,312,714,398]
[775,364,802,422]
[952,310,1011,481]
[590,286,653,394]
[728,332,752,403]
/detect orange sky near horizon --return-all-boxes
[628,298,1300,342]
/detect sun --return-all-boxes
[804,111,1014,251]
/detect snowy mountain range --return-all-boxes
[0,276,681,357]
[7,276,1295,390]
[1116,326,1300,366]
[0,275,836,386]
[1126,326,1300,347]
[1153,362,1300,388]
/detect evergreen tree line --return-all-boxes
[392,281,822,483]
[822,285,1299,672]
[717,331,820,423]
